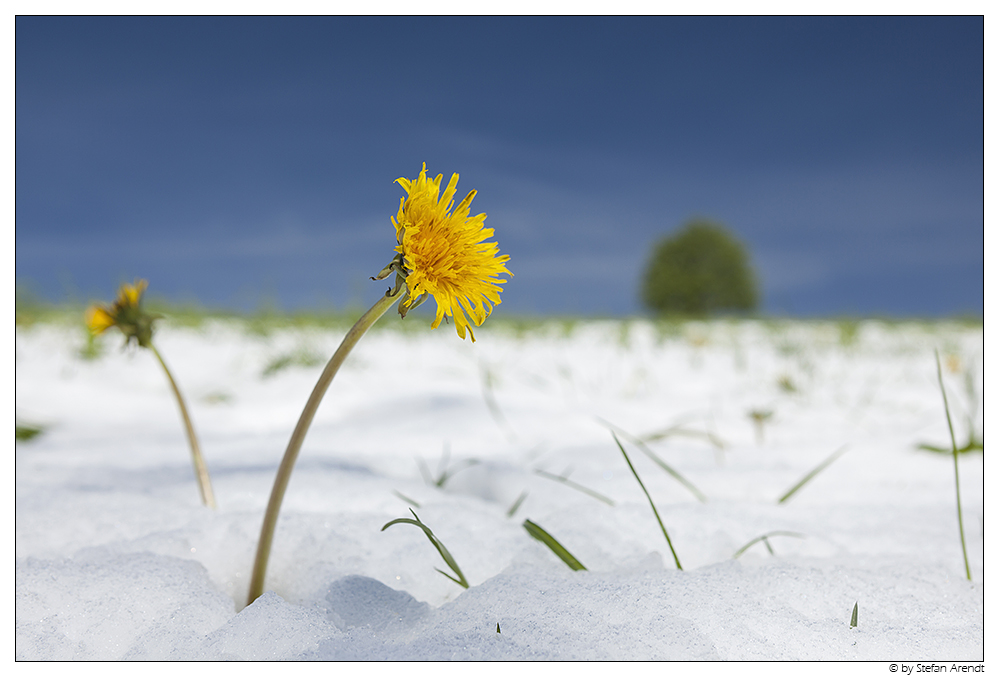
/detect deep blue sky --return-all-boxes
[16,16,983,317]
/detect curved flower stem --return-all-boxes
[246,288,403,606]
[149,343,216,509]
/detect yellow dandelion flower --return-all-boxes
[391,163,511,341]
[85,306,116,335]
[85,279,156,347]
[119,279,146,308]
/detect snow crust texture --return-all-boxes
[15,318,983,660]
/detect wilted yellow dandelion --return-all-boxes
[85,278,215,508]
[392,163,511,341]
[86,279,153,346]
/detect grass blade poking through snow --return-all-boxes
[850,602,858,628]
[522,519,587,571]
[418,444,480,488]
[534,468,615,506]
[506,490,529,518]
[641,421,726,451]
[382,509,469,588]
[392,490,421,508]
[732,530,806,558]
[480,363,517,442]
[596,417,707,503]
[776,445,848,504]
[613,432,683,570]
[935,350,972,581]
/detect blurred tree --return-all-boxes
[641,219,759,315]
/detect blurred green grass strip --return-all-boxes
[14,289,985,337]
[522,519,587,571]
[261,349,324,378]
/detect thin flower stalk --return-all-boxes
[246,164,510,606]
[87,280,216,508]
[246,287,403,605]
[149,344,216,508]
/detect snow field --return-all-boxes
[15,317,984,660]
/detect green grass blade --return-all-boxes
[434,568,465,587]
[418,450,480,488]
[15,424,44,442]
[381,517,423,530]
[534,469,615,506]
[641,422,726,450]
[916,443,951,454]
[597,417,707,503]
[438,459,480,487]
[506,490,529,518]
[522,519,587,571]
[776,445,848,504]
[918,439,982,454]
[417,458,434,486]
[613,432,683,570]
[850,602,858,628]
[635,443,709,503]
[481,363,516,442]
[381,509,469,588]
[392,490,420,508]
[936,350,972,581]
[732,531,806,558]
[963,438,984,453]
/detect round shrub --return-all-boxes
[641,219,759,316]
